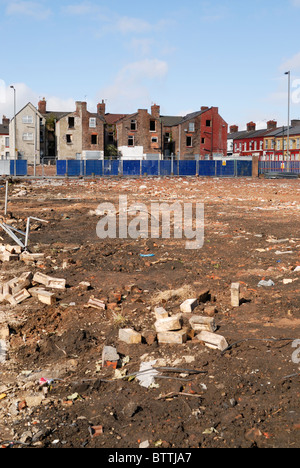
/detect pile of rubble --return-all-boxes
[115,289,229,352]
[0,245,66,308]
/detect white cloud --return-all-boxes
[0,82,75,119]
[280,52,300,72]
[6,1,52,20]
[97,59,169,113]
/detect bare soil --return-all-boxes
[0,175,300,449]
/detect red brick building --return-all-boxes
[163,107,228,160]
[228,120,277,158]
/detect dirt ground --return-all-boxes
[0,174,299,450]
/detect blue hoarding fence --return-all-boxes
[56,158,253,178]
[259,160,300,175]
[10,160,27,176]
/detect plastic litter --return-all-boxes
[258,279,275,287]
[136,360,160,388]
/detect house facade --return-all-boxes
[0,116,10,160]
[263,121,300,160]
[115,105,228,160]
[228,121,277,158]
[9,102,46,164]
[169,107,228,160]
[55,101,105,160]
[116,104,162,160]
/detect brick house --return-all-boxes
[55,101,105,160]
[163,107,228,160]
[228,121,277,158]
[116,104,162,160]
[116,105,228,160]
[0,116,10,160]
[263,120,300,160]
[9,102,46,164]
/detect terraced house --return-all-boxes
[263,120,300,161]
[0,116,9,160]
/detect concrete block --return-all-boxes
[154,315,182,332]
[102,346,120,368]
[231,283,240,307]
[197,331,228,352]
[33,272,66,290]
[157,329,188,344]
[189,315,217,333]
[119,328,142,344]
[37,290,56,305]
[154,307,169,320]
[180,299,198,313]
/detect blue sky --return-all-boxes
[1,0,300,129]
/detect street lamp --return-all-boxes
[10,85,16,176]
[285,71,291,162]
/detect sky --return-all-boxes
[1,0,300,129]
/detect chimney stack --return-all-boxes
[247,121,256,132]
[230,125,239,134]
[201,106,209,111]
[151,103,160,120]
[97,100,106,116]
[267,120,277,130]
[291,119,300,127]
[76,101,87,114]
[2,115,9,126]
[38,98,47,114]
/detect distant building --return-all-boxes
[116,105,228,160]
[9,102,46,164]
[263,120,300,160]
[228,121,277,158]
[55,101,105,160]
[0,116,10,160]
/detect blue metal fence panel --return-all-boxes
[216,160,235,177]
[141,160,159,176]
[160,160,172,176]
[86,160,103,176]
[178,160,197,176]
[10,160,27,176]
[56,160,66,176]
[67,160,81,176]
[236,160,252,177]
[198,161,216,177]
[104,160,120,176]
[123,160,140,176]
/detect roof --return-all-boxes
[161,115,183,127]
[179,108,211,124]
[104,113,128,125]
[42,111,71,121]
[266,125,300,137]
[228,128,277,141]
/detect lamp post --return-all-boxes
[10,85,16,176]
[285,71,291,162]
